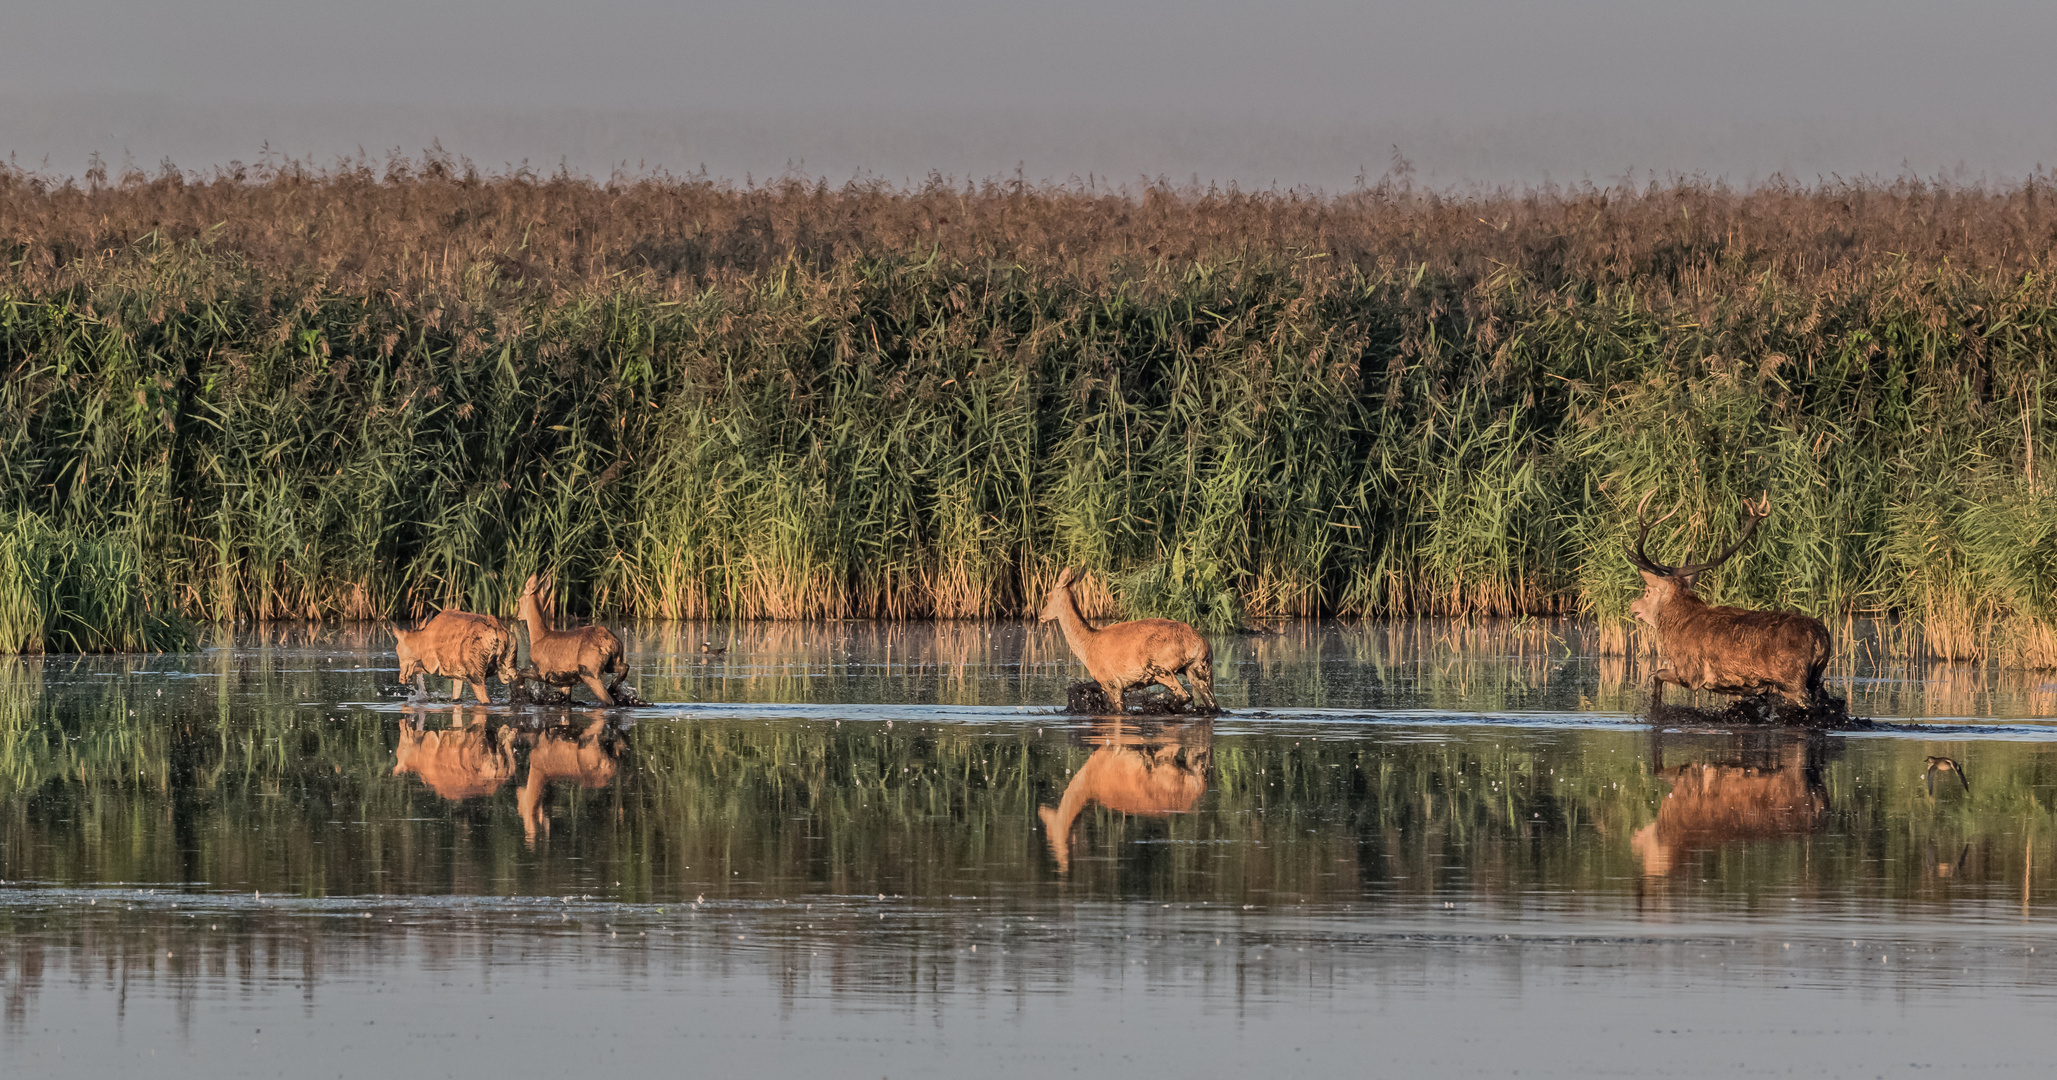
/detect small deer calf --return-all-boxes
[392,610,520,704]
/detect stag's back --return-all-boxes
[1660,601,1830,696]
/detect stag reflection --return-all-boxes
[1633,730,1832,877]
[514,714,628,846]
[1039,720,1212,872]
[392,705,519,799]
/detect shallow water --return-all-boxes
[6,620,2057,1077]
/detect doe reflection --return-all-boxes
[390,707,629,847]
[1039,719,1212,872]
[515,714,627,846]
[1633,730,1832,877]
[392,705,517,799]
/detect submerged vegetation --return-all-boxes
[7,155,2057,657]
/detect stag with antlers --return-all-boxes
[1625,491,1832,712]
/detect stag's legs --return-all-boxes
[1648,668,1684,712]
[1099,682,1126,714]
[412,673,428,699]
[469,680,492,705]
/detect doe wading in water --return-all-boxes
[1040,567,1218,715]
[515,573,631,706]
[1626,492,1839,723]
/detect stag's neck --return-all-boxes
[1654,590,1711,634]
[1050,588,1099,656]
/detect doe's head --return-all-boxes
[1039,567,1079,624]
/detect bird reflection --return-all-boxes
[1633,730,1832,877]
[392,705,518,799]
[1039,719,1212,872]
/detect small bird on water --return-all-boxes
[699,641,726,658]
[1924,755,1969,795]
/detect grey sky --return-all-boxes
[7,2,2056,187]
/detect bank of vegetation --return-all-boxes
[6,155,2057,658]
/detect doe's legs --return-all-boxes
[1151,671,1190,703]
[579,669,617,707]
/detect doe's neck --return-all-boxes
[1050,587,1098,653]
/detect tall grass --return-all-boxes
[0,513,189,652]
[8,156,2057,655]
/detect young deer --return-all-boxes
[1039,567,1217,713]
[516,574,628,706]
[1626,491,1831,709]
[391,610,520,704]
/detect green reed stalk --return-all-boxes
[9,164,2057,656]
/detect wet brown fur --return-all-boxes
[517,574,628,706]
[1038,568,1216,713]
[391,610,521,704]
[1628,494,1831,709]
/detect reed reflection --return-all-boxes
[1633,730,1832,877]
[1039,719,1212,872]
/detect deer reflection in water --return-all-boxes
[515,715,627,846]
[389,706,627,846]
[1039,719,1212,872]
[392,705,519,799]
[1632,730,1832,877]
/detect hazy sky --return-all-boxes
[7,1,2057,188]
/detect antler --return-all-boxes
[1675,491,1770,578]
[1623,489,1681,576]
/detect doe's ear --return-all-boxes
[1054,567,1078,588]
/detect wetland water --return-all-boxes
[6,620,2057,1077]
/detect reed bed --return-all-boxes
[7,156,2057,657]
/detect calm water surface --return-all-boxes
[6,620,2057,1077]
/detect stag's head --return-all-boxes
[1038,567,1079,624]
[1624,491,1769,626]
